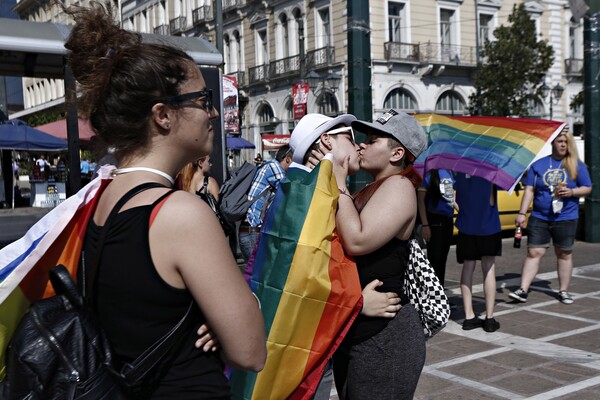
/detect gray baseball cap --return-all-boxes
[352,109,428,159]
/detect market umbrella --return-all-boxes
[226,134,255,150]
[0,119,68,151]
[0,119,68,208]
[35,118,96,143]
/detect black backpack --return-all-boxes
[218,162,273,227]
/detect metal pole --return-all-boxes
[583,0,600,242]
[64,65,81,195]
[347,0,372,192]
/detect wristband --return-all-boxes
[422,224,429,227]
[338,187,354,200]
[518,212,526,216]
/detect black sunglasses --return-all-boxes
[158,89,213,111]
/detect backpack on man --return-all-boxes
[218,162,274,229]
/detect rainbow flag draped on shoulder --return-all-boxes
[414,114,564,192]
[231,157,363,400]
[0,167,113,378]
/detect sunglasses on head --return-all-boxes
[155,89,213,112]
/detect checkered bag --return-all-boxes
[404,239,450,338]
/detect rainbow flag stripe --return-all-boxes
[231,158,363,400]
[414,114,565,192]
[0,168,112,378]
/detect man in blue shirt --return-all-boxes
[238,146,293,262]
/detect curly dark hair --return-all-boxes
[61,1,194,160]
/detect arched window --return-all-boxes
[435,90,465,115]
[384,88,417,111]
[526,95,545,118]
[223,34,231,73]
[258,103,276,134]
[317,92,339,116]
[286,99,296,130]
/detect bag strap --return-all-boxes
[82,182,195,384]
[83,182,168,301]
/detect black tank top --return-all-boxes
[345,237,410,344]
[82,195,230,399]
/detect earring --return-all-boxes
[165,124,170,129]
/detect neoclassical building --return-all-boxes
[11,0,584,156]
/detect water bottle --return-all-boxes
[513,226,522,248]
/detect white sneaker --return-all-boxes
[558,291,573,304]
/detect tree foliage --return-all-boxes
[469,4,554,116]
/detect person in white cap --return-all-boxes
[288,113,403,400]
[331,109,428,399]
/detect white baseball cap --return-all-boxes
[289,113,357,163]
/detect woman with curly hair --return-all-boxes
[63,2,265,398]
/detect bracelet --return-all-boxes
[422,224,429,227]
[518,212,526,216]
[338,187,354,200]
[252,292,261,309]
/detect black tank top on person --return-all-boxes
[345,237,410,345]
[82,195,230,399]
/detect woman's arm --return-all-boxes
[207,176,220,200]
[515,185,534,228]
[336,176,417,256]
[416,188,431,242]
[152,193,266,371]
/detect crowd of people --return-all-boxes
[4,2,593,399]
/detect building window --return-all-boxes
[526,96,545,118]
[279,14,289,58]
[224,34,231,73]
[286,99,297,130]
[388,1,405,42]
[479,13,493,44]
[317,92,338,116]
[435,90,465,115]
[256,29,268,65]
[234,30,243,73]
[316,7,331,49]
[258,103,275,133]
[384,88,417,111]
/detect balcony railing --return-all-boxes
[270,55,301,79]
[248,64,269,83]
[306,46,335,69]
[169,16,187,34]
[153,24,169,36]
[223,0,246,12]
[565,58,583,77]
[384,42,420,62]
[384,41,477,66]
[192,5,213,25]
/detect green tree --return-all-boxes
[469,4,554,116]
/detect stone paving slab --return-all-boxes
[330,239,600,399]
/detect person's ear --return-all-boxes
[151,102,173,133]
[320,133,333,150]
[390,146,406,163]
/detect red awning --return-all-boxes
[262,134,290,150]
[35,118,97,143]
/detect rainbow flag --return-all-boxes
[231,158,363,400]
[414,114,565,192]
[0,167,113,378]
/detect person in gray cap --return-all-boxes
[331,109,428,399]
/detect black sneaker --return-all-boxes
[462,317,483,330]
[558,291,574,304]
[509,288,528,303]
[483,317,500,332]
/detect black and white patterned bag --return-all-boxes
[404,239,450,338]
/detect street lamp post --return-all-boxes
[304,70,342,113]
[540,82,564,120]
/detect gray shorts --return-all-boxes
[526,216,578,251]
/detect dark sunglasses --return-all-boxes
[158,89,213,111]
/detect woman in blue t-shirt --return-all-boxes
[509,128,592,305]
[417,169,457,288]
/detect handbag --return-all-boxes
[2,183,195,400]
[403,238,450,338]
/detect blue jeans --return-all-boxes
[527,216,578,251]
[238,231,260,262]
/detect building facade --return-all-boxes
[11,0,585,157]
